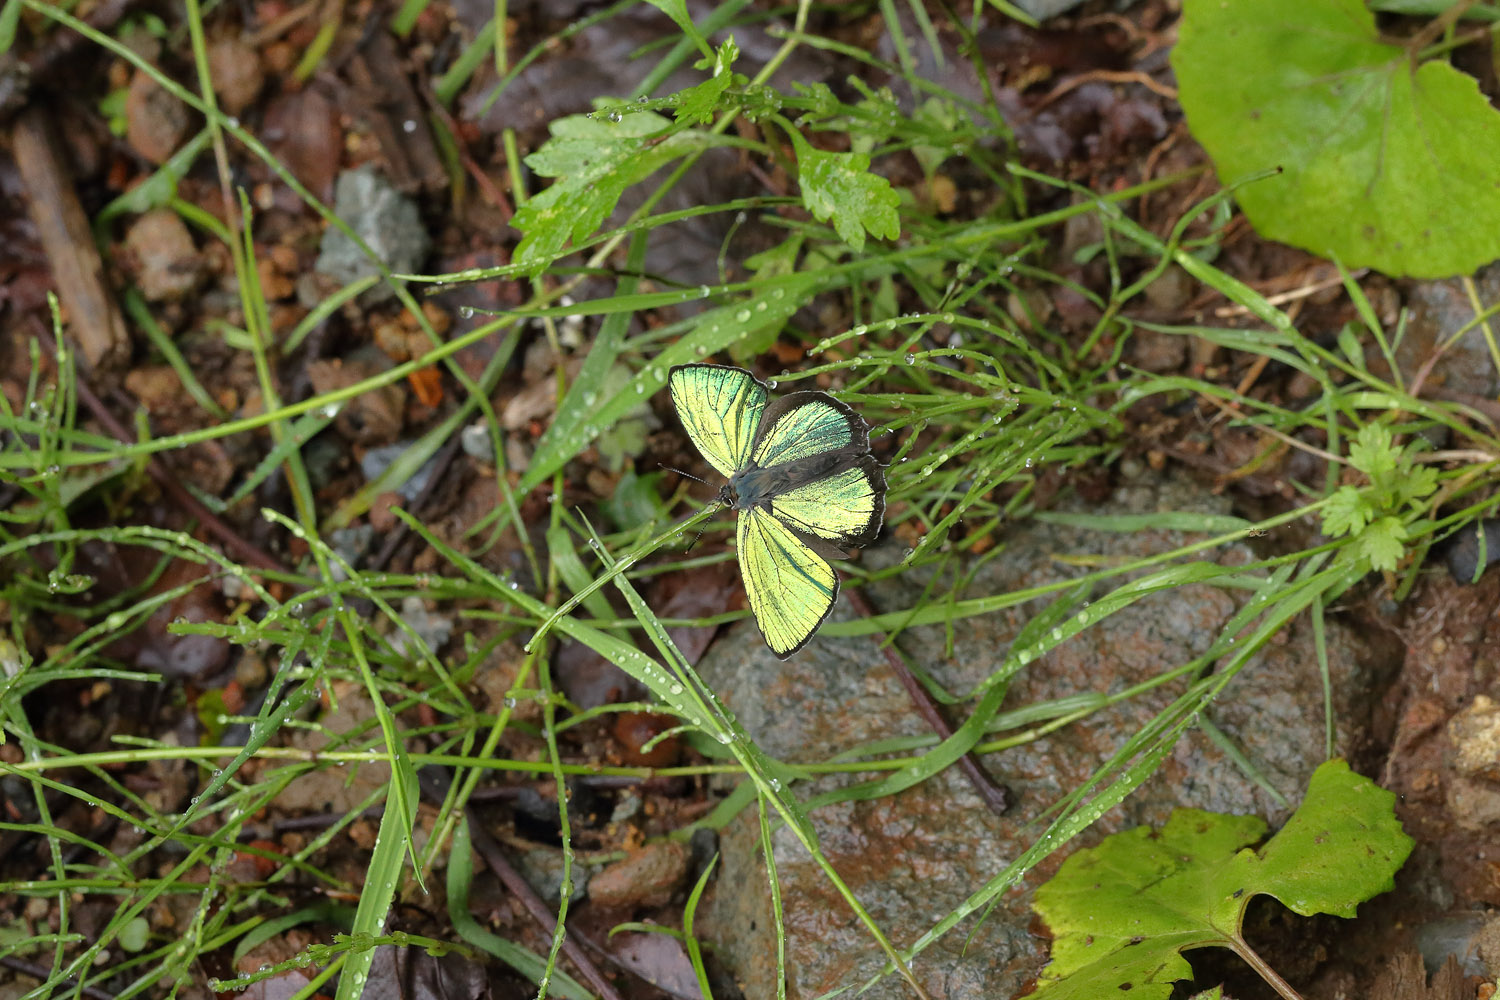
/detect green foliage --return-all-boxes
[0,0,21,53]
[789,131,902,251]
[1321,423,1437,572]
[675,38,741,125]
[1032,760,1414,999]
[1173,0,1500,278]
[728,232,805,363]
[512,110,721,270]
[14,2,1499,998]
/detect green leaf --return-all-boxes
[640,0,711,56]
[1347,422,1395,482]
[0,0,24,55]
[1358,516,1408,572]
[447,821,594,999]
[513,111,718,269]
[601,468,667,532]
[515,268,825,497]
[1172,0,1500,278]
[789,133,901,251]
[1396,463,1438,505]
[1032,759,1413,998]
[728,232,804,363]
[1321,486,1371,539]
[1247,760,1413,917]
[334,782,416,1000]
[675,38,739,126]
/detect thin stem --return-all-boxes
[523,505,718,652]
[1230,935,1305,1000]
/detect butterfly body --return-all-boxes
[668,363,886,658]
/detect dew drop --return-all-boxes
[904,353,917,365]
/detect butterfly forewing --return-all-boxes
[737,507,839,658]
[668,364,767,479]
[768,458,885,547]
[750,392,866,469]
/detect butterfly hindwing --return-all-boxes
[668,364,767,479]
[750,392,866,469]
[768,455,885,548]
[737,506,839,658]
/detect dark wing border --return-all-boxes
[749,389,870,466]
[765,453,886,550]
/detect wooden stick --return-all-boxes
[841,584,1011,817]
[9,107,130,371]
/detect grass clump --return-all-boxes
[1,1,1495,998]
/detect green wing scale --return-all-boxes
[769,459,884,547]
[667,364,767,479]
[737,507,840,658]
[751,392,865,467]
[668,362,887,658]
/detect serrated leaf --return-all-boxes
[1321,486,1371,539]
[1173,0,1500,278]
[675,38,738,125]
[789,133,901,251]
[1348,422,1396,482]
[1033,759,1412,998]
[513,112,719,269]
[1358,516,1408,572]
[1396,463,1438,505]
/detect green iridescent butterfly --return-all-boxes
[668,363,886,658]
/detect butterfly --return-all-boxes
[668,363,886,658]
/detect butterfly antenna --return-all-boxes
[680,497,727,554]
[660,464,709,486]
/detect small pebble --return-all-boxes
[125,69,190,164]
[124,209,204,302]
[207,37,265,116]
[589,840,689,908]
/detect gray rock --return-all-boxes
[315,165,430,305]
[388,595,453,658]
[699,479,1393,999]
[1397,262,1500,398]
[516,846,589,907]
[1009,0,1089,19]
[360,440,441,500]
